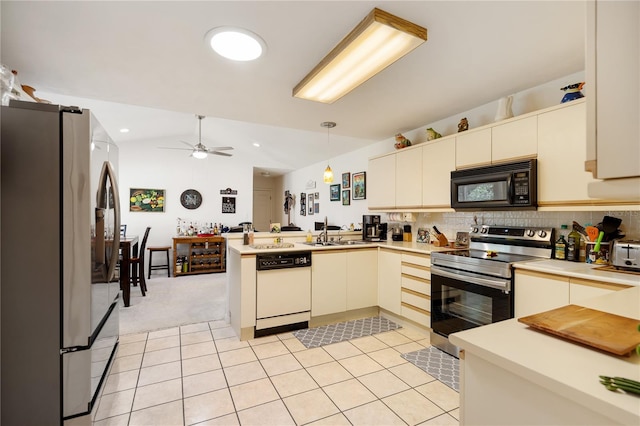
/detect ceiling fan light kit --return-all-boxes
[293,8,427,103]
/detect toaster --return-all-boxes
[610,240,640,270]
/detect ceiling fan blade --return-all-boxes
[180,140,196,149]
[158,147,193,151]
[206,146,234,151]
[209,151,233,157]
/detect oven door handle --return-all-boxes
[431,265,511,293]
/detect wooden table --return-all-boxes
[119,236,139,307]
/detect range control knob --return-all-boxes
[625,260,633,266]
[471,227,479,234]
[481,227,488,234]
[538,230,547,238]
[526,229,535,237]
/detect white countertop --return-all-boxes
[450,286,640,425]
[515,258,640,287]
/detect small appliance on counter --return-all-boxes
[391,226,404,241]
[363,215,387,241]
[610,240,640,271]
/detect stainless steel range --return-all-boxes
[430,225,554,357]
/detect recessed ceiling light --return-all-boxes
[205,27,266,61]
[252,142,261,147]
[119,128,130,133]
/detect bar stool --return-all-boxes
[147,245,171,278]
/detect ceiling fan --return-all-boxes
[159,115,233,159]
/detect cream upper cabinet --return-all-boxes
[395,147,423,208]
[422,137,456,208]
[377,248,402,315]
[346,249,378,310]
[491,116,537,163]
[586,0,640,180]
[367,154,396,209]
[537,101,594,206]
[455,128,491,169]
[311,251,347,316]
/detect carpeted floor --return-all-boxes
[118,272,227,335]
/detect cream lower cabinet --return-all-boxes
[346,249,378,310]
[515,268,632,317]
[421,137,456,208]
[515,270,569,317]
[400,253,432,328]
[377,248,402,315]
[569,278,632,304]
[311,251,347,316]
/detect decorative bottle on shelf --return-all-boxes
[555,226,568,260]
[567,225,581,262]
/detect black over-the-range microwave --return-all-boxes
[450,159,537,210]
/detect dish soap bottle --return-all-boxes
[306,230,313,243]
[555,227,567,260]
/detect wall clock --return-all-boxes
[180,189,202,209]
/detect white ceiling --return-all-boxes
[1,1,585,175]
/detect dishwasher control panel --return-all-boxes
[256,251,312,270]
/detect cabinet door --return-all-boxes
[395,147,422,208]
[368,154,396,209]
[311,252,347,316]
[491,116,537,163]
[538,102,593,205]
[422,138,456,208]
[569,278,631,304]
[514,270,569,317]
[377,249,402,315]
[456,128,491,169]
[346,249,378,310]
[588,1,640,179]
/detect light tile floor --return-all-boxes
[93,321,459,425]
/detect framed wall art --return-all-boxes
[352,172,366,200]
[222,197,236,213]
[330,184,340,201]
[129,188,165,212]
[180,189,202,210]
[342,172,350,189]
[300,192,306,216]
[308,193,314,215]
[342,190,350,205]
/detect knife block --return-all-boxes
[433,234,449,247]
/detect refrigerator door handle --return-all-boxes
[96,161,121,282]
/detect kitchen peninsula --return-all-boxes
[450,285,640,426]
[225,230,455,341]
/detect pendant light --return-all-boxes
[321,121,336,183]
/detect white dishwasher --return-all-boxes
[255,251,311,337]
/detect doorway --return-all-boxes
[253,189,272,232]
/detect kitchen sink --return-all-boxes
[302,240,369,246]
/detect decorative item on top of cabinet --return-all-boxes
[394,133,412,149]
[560,82,585,103]
[457,117,469,132]
[426,127,442,141]
[494,95,514,121]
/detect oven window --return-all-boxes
[441,284,493,326]
[457,181,508,202]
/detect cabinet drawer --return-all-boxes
[401,303,431,328]
[401,288,430,311]
[401,253,431,267]
[401,263,430,279]
[401,275,430,295]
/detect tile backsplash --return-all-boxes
[387,210,639,243]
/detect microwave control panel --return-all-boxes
[513,171,530,204]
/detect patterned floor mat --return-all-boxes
[293,316,401,348]
[402,346,459,392]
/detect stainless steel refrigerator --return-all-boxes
[1,100,122,424]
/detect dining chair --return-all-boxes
[130,226,151,296]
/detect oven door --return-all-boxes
[430,265,514,344]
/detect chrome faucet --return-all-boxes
[322,216,328,244]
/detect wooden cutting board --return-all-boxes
[518,305,640,356]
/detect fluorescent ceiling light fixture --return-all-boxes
[206,27,266,61]
[293,8,427,103]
